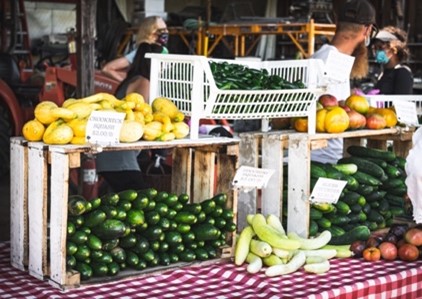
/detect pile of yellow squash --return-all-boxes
[22,93,190,145]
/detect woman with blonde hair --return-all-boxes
[102,16,168,82]
[372,26,413,94]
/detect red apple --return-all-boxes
[404,227,422,246]
[366,113,387,130]
[379,241,398,261]
[339,100,351,112]
[398,243,419,261]
[347,109,367,129]
[318,94,338,108]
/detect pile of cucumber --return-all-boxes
[66,189,236,281]
[308,145,411,245]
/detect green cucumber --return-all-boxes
[346,145,396,162]
[356,184,375,196]
[317,217,331,229]
[83,210,107,228]
[332,163,358,175]
[365,157,388,169]
[352,171,382,186]
[92,219,126,240]
[118,189,138,201]
[381,178,406,190]
[310,163,327,179]
[338,157,386,179]
[327,214,350,226]
[328,225,371,245]
[191,223,220,241]
[310,207,323,220]
[365,190,387,202]
[341,191,362,206]
[385,194,405,207]
[326,225,346,237]
[68,195,88,216]
[384,164,402,178]
[335,200,351,215]
[368,210,385,224]
[309,220,319,237]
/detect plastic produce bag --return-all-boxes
[405,127,422,223]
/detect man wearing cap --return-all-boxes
[311,0,378,164]
[372,26,413,94]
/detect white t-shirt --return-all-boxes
[310,44,352,163]
[405,127,422,223]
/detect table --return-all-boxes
[1,242,422,298]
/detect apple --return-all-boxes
[378,241,398,261]
[404,227,422,246]
[318,94,338,108]
[363,247,381,261]
[366,113,387,130]
[398,243,419,261]
[347,109,367,129]
[338,100,351,112]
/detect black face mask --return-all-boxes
[156,32,169,46]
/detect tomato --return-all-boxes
[398,243,419,262]
[404,228,422,247]
[362,247,381,262]
[378,242,398,261]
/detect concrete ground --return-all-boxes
[0,174,10,242]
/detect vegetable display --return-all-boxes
[22,93,190,144]
[306,145,411,244]
[66,190,236,281]
[234,213,353,276]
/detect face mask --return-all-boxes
[156,32,169,46]
[375,50,390,64]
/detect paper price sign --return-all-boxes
[309,177,347,204]
[86,111,125,145]
[232,166,274,190]
[393,100,419,126]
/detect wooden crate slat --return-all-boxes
[49,151,71,286]
[192,150,215,201]
[10,139,28,270]
[171,148,191,197]
[28,144,48,279]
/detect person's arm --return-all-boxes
[101,56,131,82]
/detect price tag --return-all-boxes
[393,100,419,126]
[232,166,274,191]
[309,177,347,204]
[85,111,125,145]
[324,51,355,83]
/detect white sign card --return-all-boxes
[309,177,347,204]
[323,51,355,83]
[393,100,419,126]
[86,111,125,145]
[232,166,274,191]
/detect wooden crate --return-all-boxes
[287,128,414,238]
[237,130,293,230]
[10,137,239,290]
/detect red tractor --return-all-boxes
[0,0,120,177]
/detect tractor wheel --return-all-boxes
[0,103,12,177]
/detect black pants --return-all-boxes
[99,170,148,193]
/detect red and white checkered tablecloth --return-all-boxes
[1,242,422,299]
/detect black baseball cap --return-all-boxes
[338,0,377,26]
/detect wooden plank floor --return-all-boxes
[0,174,10,242]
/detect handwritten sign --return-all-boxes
[232,166,274,191]
[393,100,420,126]
[309,177,347,204]
[86,111,125,145]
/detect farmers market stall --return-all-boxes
[1,241,422,298]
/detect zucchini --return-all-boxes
[332,163,358,175]
[346,145,396,162]
[338,157,386,179]
[287,230,332,250]
[250,239,272,258]
[265,251,306,277]
[328,225,371,245]
[352,171,382,186]
[245,252,263,274]
[251,214,300,250]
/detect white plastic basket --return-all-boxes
[147,53,326,139]
[367,95,422,115]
